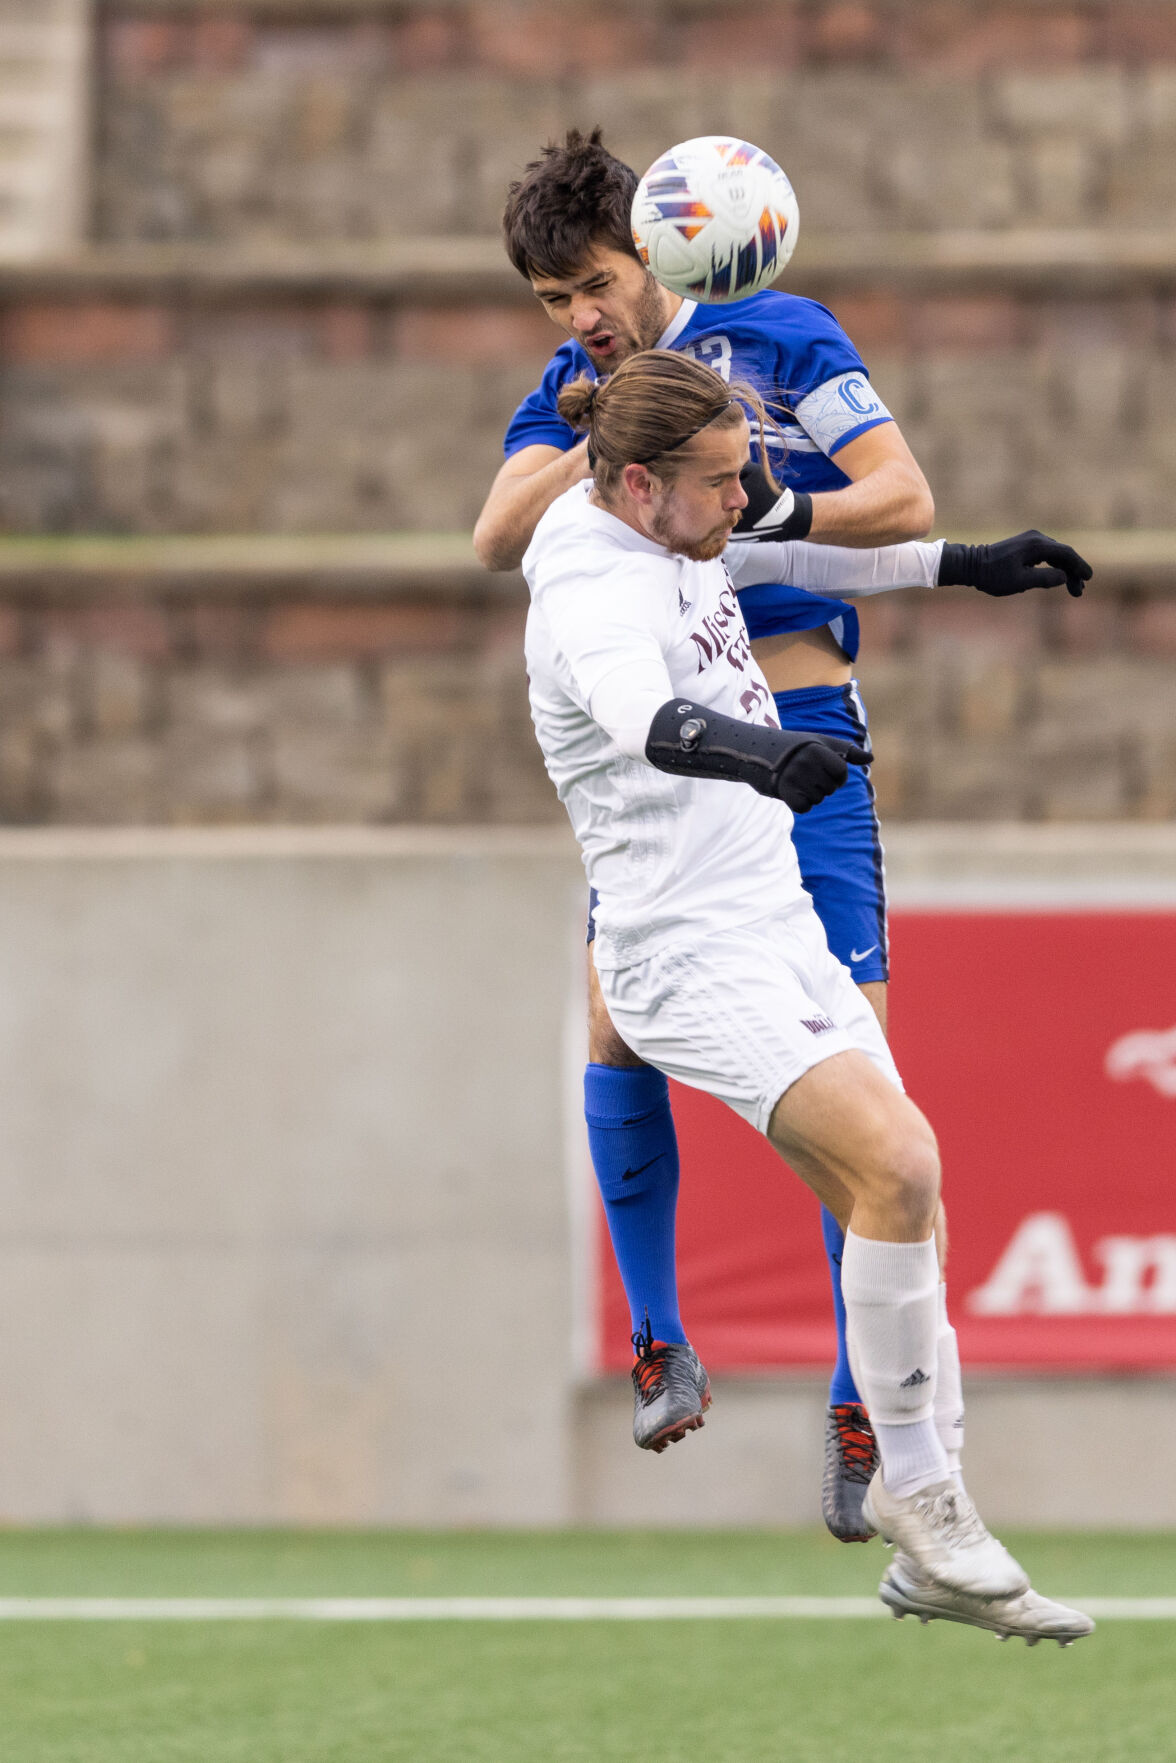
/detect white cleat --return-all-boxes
[880,1558,1095,1646]
[862,1472,1029,1599]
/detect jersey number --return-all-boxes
[740,680,773,718]
[684,336,732,383]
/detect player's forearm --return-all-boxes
[779,538,942,597]
[590,672,871,818]
[806,461,935,548]
[473,445,592,571]
[731,530,1090,600]
[644,700,869,812]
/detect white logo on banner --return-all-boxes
[967,1212,1176,1316]
[1105,1025,1176,1097]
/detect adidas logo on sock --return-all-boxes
[899,1368,930,1388]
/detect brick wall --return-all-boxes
[857,592,1176,822]
[0,0,1171,827]
[1,575,1171,827]
[97,3,1176,243]
[3,284,1176,536]
[0,585,552,824]
[0,296,552,534]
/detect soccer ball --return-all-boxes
[631,136,799,303]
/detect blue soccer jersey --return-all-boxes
[503,290,894,662]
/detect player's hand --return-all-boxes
[938,531,1092,598]
[731,459,813,542]
[773,733,870,814]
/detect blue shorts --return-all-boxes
[587,681,888,986]
[775,682,888,985]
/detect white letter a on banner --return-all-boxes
[967,1212,1093,1315]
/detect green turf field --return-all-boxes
[1,1530,1171,1763]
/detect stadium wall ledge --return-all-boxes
[4,232,1176,299]
[0,531,1171,594]
[0,819,1168,870]
[0,532,505,597]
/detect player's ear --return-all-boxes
[622,463,656,505]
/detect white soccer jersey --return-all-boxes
[523,482,940,971]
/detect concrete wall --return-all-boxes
[572,1378,1176,1531]
[1,823,1174,1527]
[0,0,91,262]
[0,826,585,1522]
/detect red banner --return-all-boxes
[596,912,1176,1373]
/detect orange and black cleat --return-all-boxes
[630,1315,712,1452]
[823,1402,880,1542]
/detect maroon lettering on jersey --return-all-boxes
[689,629,714,667]
[687,582,751,676]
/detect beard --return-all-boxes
[647,504,738,561]
[629,272,671,354]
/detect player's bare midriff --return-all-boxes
[750,622,853,692]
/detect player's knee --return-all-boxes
[862,1122,941,1235]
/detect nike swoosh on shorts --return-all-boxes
[850,944,878,963]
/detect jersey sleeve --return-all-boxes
[725,537,942,597]
[587,659,674,761]
[766,297,895,458]
[503,346,585,458]
[538,558,677,711]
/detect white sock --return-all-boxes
[841,1230,950,1497]
[934,1282,965,1481]
[873,1417,948,1498]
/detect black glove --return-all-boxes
[938,530,1092,598]
[774,732,871,814]
[731,459,813,542]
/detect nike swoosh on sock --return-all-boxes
[622,1156,664,1181]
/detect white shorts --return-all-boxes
[598,899,902,1136]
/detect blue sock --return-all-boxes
[584,1064,686,1346]
[821,1207,863,1406]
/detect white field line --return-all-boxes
[0,1596,1171,1622]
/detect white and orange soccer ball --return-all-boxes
[631,136,799,303]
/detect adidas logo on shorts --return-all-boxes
[801,1015,836,1035]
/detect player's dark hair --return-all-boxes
[557,352,781,496]
[503,127,641,281]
